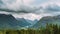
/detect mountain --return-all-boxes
[16,18,38,27]
[0,14,32,29]
[32,15,60,29]
[25,19,38,25]
[16,18,31,27]
[0,14,20,29]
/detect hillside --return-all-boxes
[32,15,60,28]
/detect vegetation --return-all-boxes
[0,23,60,34]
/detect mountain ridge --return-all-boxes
[32,15,60,29]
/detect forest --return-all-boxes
[0,23,60,34]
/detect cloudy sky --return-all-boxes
[0,0,60,20]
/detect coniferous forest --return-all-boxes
[0,23,60,34]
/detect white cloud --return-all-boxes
[0,11,9,14]
[1,0,60,13]
[1,0,35,10]
[12,13,53,20]
[24,0,35,5]
[1,0,60,20]
[13,13,41,20]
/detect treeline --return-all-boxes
[0,23,60,34]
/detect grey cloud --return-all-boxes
[0,0,42,13]
[0,8,29,13]
[45,4,60,11]
[0,0,60,14]
[32,4,60,14]
[0,0,30,13]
